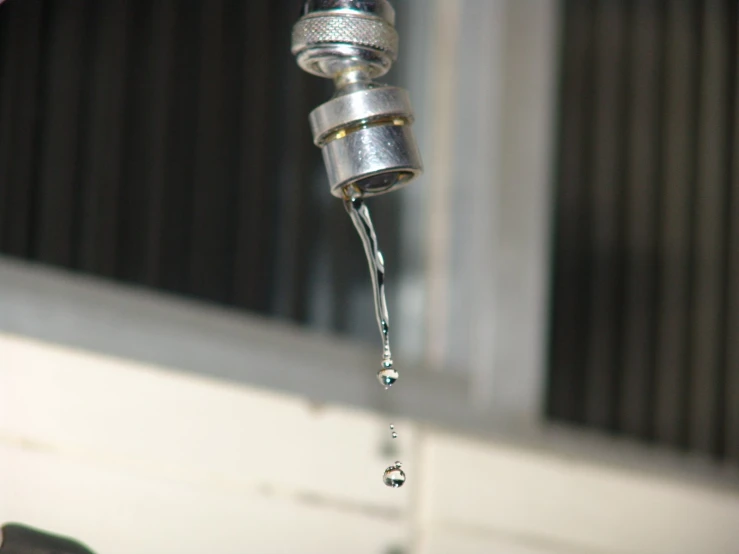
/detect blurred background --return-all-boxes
[0,0,738,553]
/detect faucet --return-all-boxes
[291,0,423,199]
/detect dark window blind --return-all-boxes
[548,0,739,463]
[0,0,403,333]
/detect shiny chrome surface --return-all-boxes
[300,0,395,25]
[293,42,394,80]
[309,86,413,145]
[291,12,398,79]
[292,0,422,197]
[322,124,421,197]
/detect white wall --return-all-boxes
[2,333,739,554]
[0,333,411,554]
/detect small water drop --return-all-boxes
[395,461,402,467]
[377,365,399,388]
[392,432,398,439]
[389,424,394,430]
[383,464,406,488]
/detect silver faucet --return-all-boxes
[291,0,423,198]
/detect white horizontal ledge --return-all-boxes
[0,332,412,553]
[1,255,738,501]
[3,333,739,554]
[0,256,475,430]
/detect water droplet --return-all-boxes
[389,424,394,430]
[395,461,402,467]
[377,366,399,388]
[382,359,394,369]
[383,464,406,488]
[392,432,397,439]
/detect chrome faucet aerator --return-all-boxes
[292,0,423,198]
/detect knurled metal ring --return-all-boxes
[291,14,399,60]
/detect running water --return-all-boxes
[343,187,405,488]
[343,190,397,389]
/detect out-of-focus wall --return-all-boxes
[2,332,739,554]
[395,0,559,421]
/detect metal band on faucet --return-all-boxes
[291,0,423,198]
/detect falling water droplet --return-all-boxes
[383,464,406,488]
[389,424,394,430]
[392,432,398,439]
[377,364,399,388]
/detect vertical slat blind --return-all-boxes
[0,0,405,337]
[549,0,739,463]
